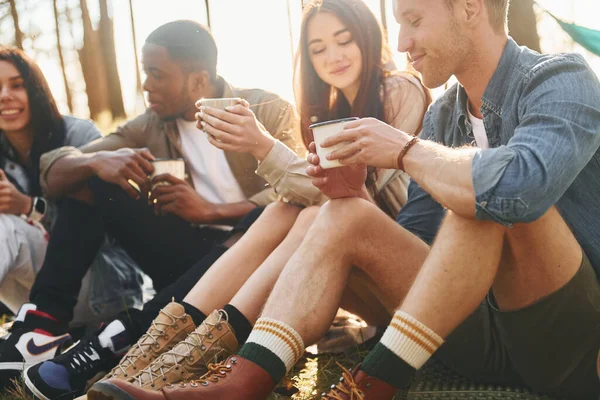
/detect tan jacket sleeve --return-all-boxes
[255,141,326,206]
[249,95,321,206]
[39,112,150,195]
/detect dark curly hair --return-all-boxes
[0,46,65,196]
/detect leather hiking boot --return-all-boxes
[103,302,196,382]
[87,310,238,399]
[81,356,274,400]
[161,355,275,400]
[321,363,398,400]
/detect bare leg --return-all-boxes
[182,202,301,314]
[260,198,430,346]
[400,207,581,337]
[230,206,320,324]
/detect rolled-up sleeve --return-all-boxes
[473,59,600,225]
[256,140,326,206]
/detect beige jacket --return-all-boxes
[40,77,304,206]
[255,72,428,217]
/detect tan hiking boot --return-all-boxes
[101,309,238,393]
[87,356,275,400]
[102,302,196,382]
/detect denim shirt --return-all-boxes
[397,38,600,277]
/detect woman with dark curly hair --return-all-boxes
[0,46,144,328]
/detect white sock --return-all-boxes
[380,310,444,369]
[246,318,304,372]
[98,320,129,354]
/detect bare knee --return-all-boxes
[318,197,382,232]
[262,201,302,222]
[294,206,320,229]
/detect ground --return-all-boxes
[0,349,378,400]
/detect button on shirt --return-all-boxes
[397,38,600,277]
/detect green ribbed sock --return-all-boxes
[238,342,285,383]
[361,343,416,389]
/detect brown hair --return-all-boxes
[294,0,430,201]
[445,0,510,33]
[294,0,393,149]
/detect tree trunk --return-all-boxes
[128,0,142,95]
[286,0,295,67]
[79,0,110,121]
[508,0,541,52]
[98,0,126,120]
[204,0,211,28]
[53,0,73,113]
[379,0,388,37]
[8,0,23,49]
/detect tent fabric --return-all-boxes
[547,11,600,57]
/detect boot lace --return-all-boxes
[133,310,228,386]
[107,308,186,379]
[193,361,233,385]
[321,363,364,400]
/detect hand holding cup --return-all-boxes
[195,97,276,161]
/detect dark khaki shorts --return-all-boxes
[436,252,600,400]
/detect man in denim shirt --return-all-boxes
[171,1,599,399]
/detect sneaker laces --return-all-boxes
[321,363,364,400]
[61,338,106,377]
[107,307,186,379]
[133,310,228,386]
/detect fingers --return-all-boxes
[311,176,328,190]
[201,121,239,145]
[206,131,241,152]
[343,118,362,129]
[199,105,244,126]
[306,163,324,177]
[134,148,156,173]
[0,169,5,180]
[119,178,142,200]
[327,142,362,162]
[321,130,355,148]
[224,104,253,116]
[308,142,316,153]
[151,173,185,186]
[307,152,320,167]
[152,192,178,215]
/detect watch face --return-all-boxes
[34,197,46,214]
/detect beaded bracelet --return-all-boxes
[397,136,419,171]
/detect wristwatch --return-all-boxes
[28,196,47,223]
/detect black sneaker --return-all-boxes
[24,320,131,400]
[0,303,72,389]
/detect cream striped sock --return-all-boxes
[243,318,305,373]
[380,310,444,369]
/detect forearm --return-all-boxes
[403,140,478,218]
[45,154,98,197]
[205,200,257,226]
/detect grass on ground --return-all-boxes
[0,349,371,400]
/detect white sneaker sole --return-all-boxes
[23,365,52,400]
[0,362,32,370]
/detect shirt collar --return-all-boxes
[481,38,521,116]
[455,37,521,122]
